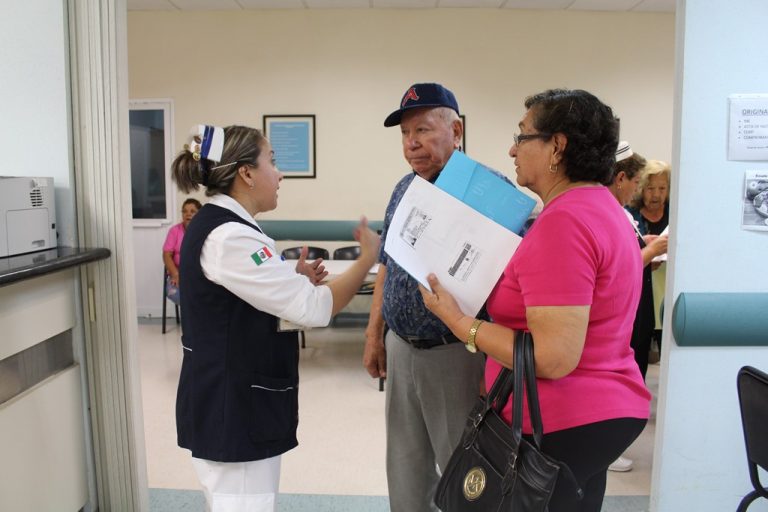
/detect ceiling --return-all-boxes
[127,0,675,13]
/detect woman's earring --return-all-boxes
[548,163,558,173]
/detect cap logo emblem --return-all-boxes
[401,87,420,108]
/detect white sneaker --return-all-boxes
[608,456,634,472]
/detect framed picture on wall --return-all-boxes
[263,115,316,179]
[460,114,466,153]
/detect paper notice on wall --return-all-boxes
[742,170,768,231]
[384,176,522,317]
[728,94,768,161]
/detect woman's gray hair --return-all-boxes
[630,159,671,208]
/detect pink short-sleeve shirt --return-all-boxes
[486,186,651,434]
[163,223,186,267]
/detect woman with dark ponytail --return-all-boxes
[172,124,379,512]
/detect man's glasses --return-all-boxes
[513,132,552,146]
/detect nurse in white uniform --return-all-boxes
[171,124,379,512]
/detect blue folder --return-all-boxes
[435,150,536,234]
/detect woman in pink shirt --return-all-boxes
[163,198,202,302]
[420,89,651,512]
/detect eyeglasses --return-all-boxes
[513,132,552,146]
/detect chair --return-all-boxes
[281,246,330,349]
[737,365,768,511]
[333,245,374,295]
[281,246,330,261]
[162,269,180,334]
[333,245,361,260]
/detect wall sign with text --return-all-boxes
[263,115,316,178]
[728,94,768,161]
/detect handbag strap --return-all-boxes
[510,331,526,447]
[521,331,546,448]
[520,331,585,500]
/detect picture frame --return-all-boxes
[263,114,316,179]
[460,114,467,153]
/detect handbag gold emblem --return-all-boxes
[462,466,486,501]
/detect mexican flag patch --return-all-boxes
[251,246,274,265]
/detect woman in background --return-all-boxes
[172,124,379,512]
[609,144,668,379]
[606,142,667,473]
[162,197,202,303]
[627,160,671,236]
[627,160,671,357]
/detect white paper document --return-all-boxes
[651,225,670,263]
[384,176,522,317]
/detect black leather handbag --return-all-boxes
[434,331,581,511]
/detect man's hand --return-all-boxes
[295,246,329,285]
[363,330,387,379]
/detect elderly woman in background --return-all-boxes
[609,144,668,380]
[420,89,651,512]
[627,159,671,355]
[627,159,671,236]
[605,142,668,473]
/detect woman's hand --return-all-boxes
[354,217,381,267]
[295,246,329,285]
[169,272,179,286]
[644,234,668,258]
[418,273,466,331]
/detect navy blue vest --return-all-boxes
[176,203,300,462]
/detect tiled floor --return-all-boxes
[138,316,658,510]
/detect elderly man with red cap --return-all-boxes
[363,83,485,512]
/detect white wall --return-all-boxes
[652,0,768,510]
[127,8,675,221]
[2,0,76,246]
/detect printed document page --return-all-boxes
[384,176,522,317]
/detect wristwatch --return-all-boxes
[466,319,484,353]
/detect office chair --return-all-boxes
[737,365,768,511]
[162,269,180,334]
[281,246,330,348]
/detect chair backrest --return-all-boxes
[281,246,329,261]
[333,245,361,260]
[738,366,768,485]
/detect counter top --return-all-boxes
[0,246,111,287]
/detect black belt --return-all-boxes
[395,331,462,350]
